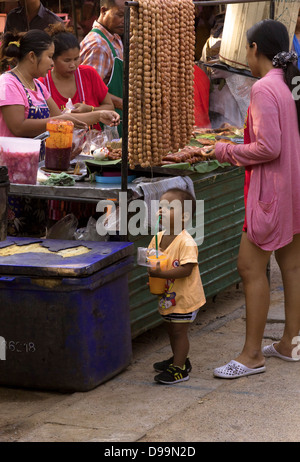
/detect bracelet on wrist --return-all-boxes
[91,105,95,112]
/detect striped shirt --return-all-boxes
[80,21,123,85]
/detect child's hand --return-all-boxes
[147,262,163,278]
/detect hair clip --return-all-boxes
[8,40,20,48]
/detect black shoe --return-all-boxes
[154,365,189,384]
[153,356,192,373]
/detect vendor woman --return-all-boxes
[40,23,115,132]
[0,29,120,237]
[0,29,120,140]
[38,24,116,222]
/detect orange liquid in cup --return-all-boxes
[148,254,168,295]
[45,119,74,171]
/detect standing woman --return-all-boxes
[206,20,300,378]
[40,23,115,131]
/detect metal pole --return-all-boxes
[121,2,130,194]
[118,2,131,242]
[71,0,78,39]
[269,0,275,19]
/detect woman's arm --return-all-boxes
[1,105,50,137]
[68,108,120,127]
[47,96,119,127]
[71,93,115,113]
[215,89,282,166]
[110,94,123,111]
[0,94,119,138]
[0,98,88,137]
[95,92,114,111]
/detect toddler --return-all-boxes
[148,188,206,384]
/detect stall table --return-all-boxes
[9,165,245,339]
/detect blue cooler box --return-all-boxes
[0,237,134,392]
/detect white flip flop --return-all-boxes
[213,360,266,379]
[262,342,300,362]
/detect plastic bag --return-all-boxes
[103,125,122,150]
[103,125,120,143]
[137,247,165,266]
[96,206,120,236]
[46,214,78,240]
[81,129,107,155]
[62,98,75,114]
[74,216,108,241]
[71,128,88,158]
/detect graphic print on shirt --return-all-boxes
[158,259,179,310]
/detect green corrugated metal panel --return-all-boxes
[191,167,245,298]
[128,167,245,338]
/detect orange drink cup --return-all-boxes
[148,254,168,295]
[45,119,74,171]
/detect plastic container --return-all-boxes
[95,174,136,184]
[0,166,9,241]
[148,254,168,295]
[103,171,122,177]
[136,247,167,294]
[45,119,74,171]
[0,237,134,392]
[0,137,41,184]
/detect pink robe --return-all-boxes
[215,69,300,251]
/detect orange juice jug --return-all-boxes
[45,119,74,171]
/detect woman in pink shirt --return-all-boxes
[0,29,120,236]
[205,20,300,378]
[0,29,120,142]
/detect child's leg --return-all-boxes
[167,322,190,369]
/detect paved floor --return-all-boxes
[0,255,299,443]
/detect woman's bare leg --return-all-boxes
[274,234,300,357]
[235,232,272,368]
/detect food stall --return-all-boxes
[2,0,298,341]
[8,161,245,339]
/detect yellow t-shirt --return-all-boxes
[148,229,206,316]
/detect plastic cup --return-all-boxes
[45,119,74,171]
[148,254,168,295]
[0,137,41,184]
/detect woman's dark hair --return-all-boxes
[101,0,118,8]
[45,23,79,59]
[0,29,53,71]
[247,19,300,131]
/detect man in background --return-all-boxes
[80,0,125,136]
[4,0,63,33]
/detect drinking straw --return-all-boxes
[155,215,161,258]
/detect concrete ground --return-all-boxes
[0,254,299,443]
